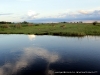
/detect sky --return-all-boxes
[0,0,100,23]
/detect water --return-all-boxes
[0,34,100,75]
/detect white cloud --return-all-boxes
[27,8,100,23]
[78,10,93,15]
[43,13,67,19]
[0,13,13,16]
[27,10,39,19]
[57,13,67,18]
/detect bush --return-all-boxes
[93,21,97,25]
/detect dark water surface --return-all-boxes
[0,34,100,75]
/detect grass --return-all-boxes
[0,23,100,36]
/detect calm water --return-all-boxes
[0,34,100,75]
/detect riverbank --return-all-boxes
[0,23,100,36]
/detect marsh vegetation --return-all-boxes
[0,23,100,36]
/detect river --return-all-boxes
[0,34,100,75]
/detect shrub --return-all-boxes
[93,21,97,25]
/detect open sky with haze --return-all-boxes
[0,0,100,23]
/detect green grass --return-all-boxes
[0,23,100,36]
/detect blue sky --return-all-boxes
[0,0,100,23]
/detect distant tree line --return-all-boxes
[59,21,83,23]
[21,21,28,24]
[0,21,12,24]
[0,21,30,24]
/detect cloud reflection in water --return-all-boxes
[0,47,59,75]
[28,35,36,41]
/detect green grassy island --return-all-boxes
[0,23,100,36]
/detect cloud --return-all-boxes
[77,10,100,20]
[46,13,67,18]
[0,13,13,16]
[93,10,100,15]
[21,10,39,21]
[28,9,100,23]
[78,10,93,15]
[78,9,100,16]
[27,10,39,19]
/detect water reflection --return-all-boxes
[0,34,100,75]
[28,34,36,41]
[0,47,59,75]
[86,36,100,41]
